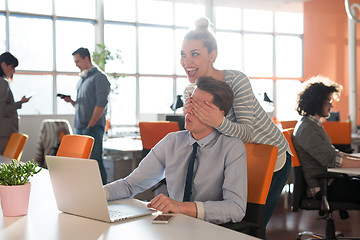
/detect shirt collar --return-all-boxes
[306,115,322,127]
[188,130,219,148]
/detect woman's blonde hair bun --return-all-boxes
[195,17,210,30]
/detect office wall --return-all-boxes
[18,115,75,162]
[304,0,360,123]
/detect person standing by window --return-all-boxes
[0,52,30,154]
[60,47,110,185]
[181,17,291,236]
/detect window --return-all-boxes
[56,20,95,72]
[8,0,52,15]
[244,33,273,77]
[11,74,53,115]
[104,0,136,22]
[9,15,53,71]
[1,0,303,127]
[0,14,5,53]
[138,26,173,75]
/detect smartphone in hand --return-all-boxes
[56,93,70,98]
[152,214,174,224]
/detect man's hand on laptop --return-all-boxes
[147,194,197,218]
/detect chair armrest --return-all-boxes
[312,172,346,179]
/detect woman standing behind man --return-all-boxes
[0,52,30,154]
[181,17,291,234]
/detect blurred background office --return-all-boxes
[0,0,355,162]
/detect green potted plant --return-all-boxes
[0,159,41,216]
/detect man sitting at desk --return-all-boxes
[293,76,360,203]
[104,76,247,224]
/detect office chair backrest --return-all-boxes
[322,121,351,145]
[243,143,278,238]
[280,120,297,130]
[56,134,94,159]
[245,143,278,205]
[139,121,180,157]
[3,132,29,161]
[282,128,301,167]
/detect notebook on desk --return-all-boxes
[45,155,154,223]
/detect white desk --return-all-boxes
[0,170,260,240]
[103,137,143,183]
[327,168,360,175]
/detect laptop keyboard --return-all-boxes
[108,209,132,219]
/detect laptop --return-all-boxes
[45,155,154,223]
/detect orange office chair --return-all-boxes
[56,134,94,159]
[138,121,180,198]
[322,121,352,153]
[3,132,29,161]
[280,120,298,130]
[138,121,180,158]
[221,143,278,239]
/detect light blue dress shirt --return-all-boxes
[104,130,247,224]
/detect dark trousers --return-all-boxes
[76,126,107,185]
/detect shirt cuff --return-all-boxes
[335,152,343,168]
[195,201,204,220]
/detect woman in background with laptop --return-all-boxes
[180,17,291,236]
[0,52,31,154]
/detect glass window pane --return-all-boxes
[105,24,136,74]
[8,0,52,15]
[0,14,5,53]
[0,0,4,10]
[244,34,273,77]
[56,75,78,114]
[215,32,242,71]
[104,0,135,22]
[56,20,95,72]
[138,0,173,25]
[139,27,173,75]
[215,7,242,30]
[276,35,303,77]
[243,9,273,32]
[250,79,274,113]
[55,0,95,19]
[9,16,53,71]
[11,74,53,115]
[139,77,173,114]
[175,3,205,28]
[110,76,136,125]
[275,12,304,34]
[177,77,189,96]
[175,29,188,75]
[276,79,302,121]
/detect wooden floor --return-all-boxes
[266,190,360,240]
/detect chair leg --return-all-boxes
[325,215,337,240]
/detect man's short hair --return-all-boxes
[296,75,341,116]
[195,76,234,116]
[72,47,91,61]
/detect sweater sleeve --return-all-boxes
[216,72,254,143]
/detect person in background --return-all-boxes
[104,77,247,224]
[0,52,31,154]
[293,76,360,203]
[60,47,110,185]
[181,17,291,235]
